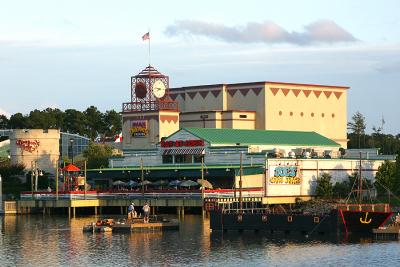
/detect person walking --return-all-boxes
[143,202,150,223]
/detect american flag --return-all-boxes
[142,32,150,41]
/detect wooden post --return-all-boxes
[68,207,71,219]
[56,162,59,201]
[120,206,123,215]
[84,160,87,200]
[94,206,97,216]
[73,207,76,218]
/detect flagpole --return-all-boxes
[148,29,151,66]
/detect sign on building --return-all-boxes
[130,120,148,137]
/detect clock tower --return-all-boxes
[122,66,180,150]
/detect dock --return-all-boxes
[113,220,179,232]
[372,226,400,240]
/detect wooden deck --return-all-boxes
[373,226,400,240]
[113,219,179,232]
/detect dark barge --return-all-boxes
[206,198,392,235]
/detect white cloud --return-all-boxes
[165,19,357,45]
[0,108,10,118]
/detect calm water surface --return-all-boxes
[0,214,399,266]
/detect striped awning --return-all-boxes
[163,148,205,155]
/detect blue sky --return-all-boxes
[1,0,399,133]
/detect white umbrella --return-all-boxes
[168,180,182,187]
[113,180,127,186]
[180,180,199,187]
[128,180,138,187]
[139,180,152,186]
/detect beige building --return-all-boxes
[9,129,60,173]
[170,82,348,148]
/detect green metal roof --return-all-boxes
[182,127,340,147]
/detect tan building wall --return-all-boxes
[264,82,348,148]
[180,110,255,129]
[9,129,60,174]
[171,81,348,148]
[122,110,179,150]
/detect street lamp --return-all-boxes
[69,138,74,164]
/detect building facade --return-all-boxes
[171,82,348,148]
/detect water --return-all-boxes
[0,214,400,266]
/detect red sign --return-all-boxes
[16,139,40,153]
[161,139,204,148]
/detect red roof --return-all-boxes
[62,164,81,172]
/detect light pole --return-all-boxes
[0,174,3,214]
[140,158,144,197]
[69,138,74,164]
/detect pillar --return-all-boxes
[68,207,71,219]
[120,206,124,215]
[181,206,185,219]
[94,206,98,216]
[177,207,181,218]
[73,207,76,218]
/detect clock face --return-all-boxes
[152,80,166,98]
[135,82,147,99]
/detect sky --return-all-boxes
[0,0,399,134]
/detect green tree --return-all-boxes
[0,115,9,129]
[375,160,396,196]
[315,173,333,199]
[8,113,28,129]
[104,110,121,137]
[83,142,113,168]
[84,106,105,139]
[347,111,366,148]
[64,109,87,136]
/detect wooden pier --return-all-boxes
[372,226,400,240]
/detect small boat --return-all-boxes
[83,219,114,232]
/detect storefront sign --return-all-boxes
[269,166,300,185]
[130,120,148,137]
[161,139,204,148]
[16,139,40,153]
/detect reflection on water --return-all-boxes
[0,214,400,266]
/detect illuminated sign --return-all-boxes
[161,139,204,147]
[16,139,40,153]
[130,120,148,137]
[269,166,301,185]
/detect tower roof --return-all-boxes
[135,65,166,78]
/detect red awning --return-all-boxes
[62,164,81,172]
[163,148,205,155]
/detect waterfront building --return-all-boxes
[88,65,389,202]
[8,129,89,174]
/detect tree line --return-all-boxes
[0,106,121,140]
[347,111,400,155]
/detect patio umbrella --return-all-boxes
[113,180,127,186]
[62,164,80,172]
[153,179,169,186]
[197,179,213,189]
[168,180,182,187]
[180,180,199,188]
[128,180,138,187]
[139,180,152,186]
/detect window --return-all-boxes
[239,114,247,118]
[162,155,173,164]
[311,112,314,117]
[175,154,192,164]
[279,111,282,116]
[289,112,293,116]
[300,112,304,117]
[332,113,335,118]
[194,154,204,163]
[321,113,325,118]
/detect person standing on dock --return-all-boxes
[128,203,136,219]
[143,202,150,223]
